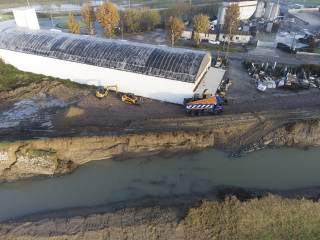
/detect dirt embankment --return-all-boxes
[1,110,320,182]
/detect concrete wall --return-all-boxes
[182,30,251,44]
[219,34,252,44]
[0,49,196,105]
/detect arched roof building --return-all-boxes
[0,30,210,84]
[0,29,216,104]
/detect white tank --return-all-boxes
[270,3,280,21]
[254,1,265,18]
[264,2,274,20]
[217,6,226,25]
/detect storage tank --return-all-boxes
[254,1,265,18]
[217,6,226,25]
[270,3,280,21]
[264,2,274,19]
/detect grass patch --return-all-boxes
[0,13,13,22]
[0,141,12,150]
[26,148,57,158]
[185,194,320,240]
[0,59,89,92]
[56,19,87,30]
[314,48,320,54]
[176,39,246,53]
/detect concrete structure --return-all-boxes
[12,8,40,30]
[182,31,252,44]
[254,1,266,18]
[0,29,227,105]
[218,0,258,24]
[264,2,280,21]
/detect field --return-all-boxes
[185,194,320,239]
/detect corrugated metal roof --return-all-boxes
[0,29,209,83]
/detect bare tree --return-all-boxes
[68,13,80,34]
[167,16,185,47]
[192,14,209,46]
[81,2,96,35]
[96,1,120,38]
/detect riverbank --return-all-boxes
[2,188,320,240]
[1,109,320,182]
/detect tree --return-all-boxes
[96,2,120,38]
[122,8,160,33]
[141,9,160,32]
[68,13,80,34]
[167,16,185,47]
[81,2,96,35]
[192,14,209,46]
[223,4,240,57]
[122,8,141,33]
[165,2,191,21]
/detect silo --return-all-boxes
[217,6,226,25]
[270,3,280,21]
[264,2,274,20]
[254,1,265,18]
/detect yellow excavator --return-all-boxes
[95,85,118,99]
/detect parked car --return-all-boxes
[208,40,220,45]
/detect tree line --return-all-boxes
[68,1,160,37]
[68,1,240,51]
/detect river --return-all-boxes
[1,147,320,222]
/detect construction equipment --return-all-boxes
[121,93,142,105]
[95,85,118,99]
[185,95,224,116]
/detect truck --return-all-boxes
[184,95,224,116]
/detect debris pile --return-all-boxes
[243,61,320,92]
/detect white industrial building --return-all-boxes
[0,29,226,105]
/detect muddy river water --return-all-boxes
[1,147,320,222]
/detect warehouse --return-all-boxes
[0,29,216,104]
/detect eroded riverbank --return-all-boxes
[1,109,320,182]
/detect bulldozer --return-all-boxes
[95,85,118,99]
[121,93,142,105]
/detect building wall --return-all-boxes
[182,31,251,44]
[0,49,195,104]
[218,34,252,44]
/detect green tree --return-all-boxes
[122,8,160,33]
[67,13,80,34]
[96,2,120,38]
[141,9,160,32]
[122,8,141,33]
[223,4,240,57]
[192,14,209,46]
[81,2,96,35]
[167,16,185,47]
